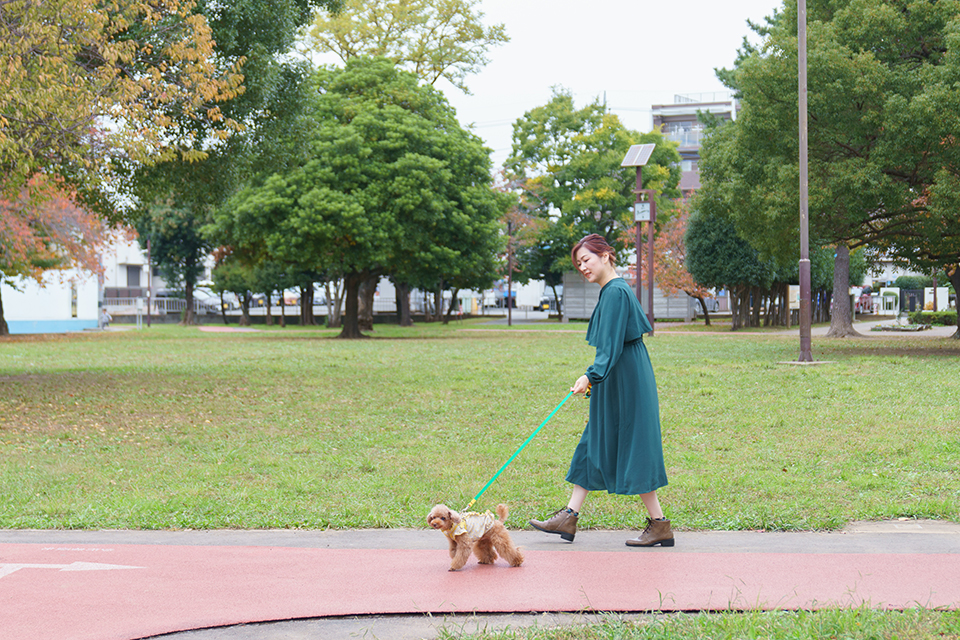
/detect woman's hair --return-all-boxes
[571,234,616,267]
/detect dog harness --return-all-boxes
[444,510,495,540]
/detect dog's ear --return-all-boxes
[447,507,461,524]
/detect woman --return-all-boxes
[529,234,672,547]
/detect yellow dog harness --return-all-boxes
[444,510,495,540]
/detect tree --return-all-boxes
[0,176,110,335]
[128,0,341,319]
[506,89,682,285]
[0,0,243,219]
[137,199,211,325]
[685,209,776,331]
[306,0,508,93]
[647,205,715,325]
[701,0,960,338]
[214,57,504,338]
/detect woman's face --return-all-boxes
[575,246,611,284]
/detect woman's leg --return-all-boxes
[639,490,663,520]
[568,485,588,513]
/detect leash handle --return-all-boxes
[463,390,574,512]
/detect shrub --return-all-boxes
[909,310,958,326]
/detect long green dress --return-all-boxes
[565,277,668,495]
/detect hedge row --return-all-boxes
[909,310,958,326]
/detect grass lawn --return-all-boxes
[0,319,957,531]
[436,609,960,639]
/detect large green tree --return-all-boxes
[128,0,341,315]
[700,0,960,338]
[505,89,682,291]
[212,57,504,338]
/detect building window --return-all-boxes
[127,265,141,288]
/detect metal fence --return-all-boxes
[104,297,216,315]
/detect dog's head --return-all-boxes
[427,504,461,532]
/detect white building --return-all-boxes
[1,237,162,334]
[2,269,100,334]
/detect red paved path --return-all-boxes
[2,526,959,640]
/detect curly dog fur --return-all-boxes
[427,503,525,571]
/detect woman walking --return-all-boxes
[529,234,672,547]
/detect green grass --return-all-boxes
[436,609,960,639]
[0,320,958,531]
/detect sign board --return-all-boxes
[136,297,144,310]
[788,285,800,310]
[634,203,651,222]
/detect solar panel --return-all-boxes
[620,144,656,167]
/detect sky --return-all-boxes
[431,0,785,168]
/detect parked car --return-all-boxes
[195,287,239,311]
[695,298,720,314]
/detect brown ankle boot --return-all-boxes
[529,508,578,542]
[626,517,674,547]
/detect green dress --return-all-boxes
[565,277,668,495]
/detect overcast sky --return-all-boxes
[434,0,784,168]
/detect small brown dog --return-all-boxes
[427,503,525,571]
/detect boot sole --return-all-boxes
[625,537,675,547]
[529,522,575,542]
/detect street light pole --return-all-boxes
[621,144,657,333]
[798,0,813,361]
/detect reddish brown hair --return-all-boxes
[571,234,616,268]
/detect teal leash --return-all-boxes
[462,390,574,512]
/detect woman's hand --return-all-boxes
[571,375,591,394]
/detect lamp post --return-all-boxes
[621,144,657,333]
[797,0,813,361]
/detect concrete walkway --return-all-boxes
[2,520,958,640]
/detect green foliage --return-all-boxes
[895,275,933,290]
[307,0,507,94]
[684,210,775,290]
[698,0,960,310]
[909,310,958,326]
[505,89,681,288]
[212,57,504,335]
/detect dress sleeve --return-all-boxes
[585,287,631,384]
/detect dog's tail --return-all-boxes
[496,503,509,522]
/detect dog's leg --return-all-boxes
[450,540,472,571]
[448,537,457,559]
[492,529,524,567]
[474,536,497,564]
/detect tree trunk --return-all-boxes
[182,280,195,325]
[443,288,461,324]
[551,283,563,322]
[827,244,860,337]
[239,292,252,327]
[358,276,376,331]
[0,286,8,336]
[325,280,343,328]
[947,266,960,339]
[694,295,711,326]
[279,291,286,328]
[338,272,367,339]
[730,285,744,331]
[396,282,413,327]
[219,291,228,325]
[265,292,273,326]
[300,285,315,326]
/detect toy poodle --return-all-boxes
[427,503,525,571]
